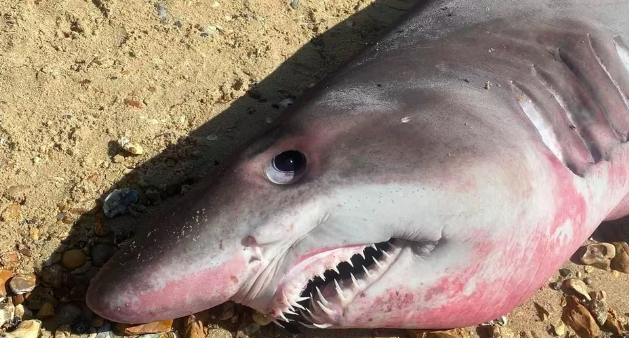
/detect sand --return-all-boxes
[1,0,628,337]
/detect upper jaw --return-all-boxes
[266,239,405,328]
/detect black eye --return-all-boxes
[265,150,307,185]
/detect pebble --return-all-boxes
[90,244,117,267]
[118,137,144,155]
[0,269,13,297]
[112,154,125,163]
[184,312,210,338]
[41,265,63,289]
[580,243,616,269]
[71,316,91,334]
[0,301,15,328]
[55,324,71,338]
[9,274,37,295]
[563,296,600,338]
[55,303,82,326]
[1,319,42,338]
[586,291,608,326]
[278,98,294,109]
[205,328,232,338]
[36,302,55,319]
[116,319,173,335]
[0,252,20,270]
[1,203,21,222]
[91,316,105,328]
[562,278,591,301]
[15,304,31,320]
[611,241,629,273]
[103,188,140,217]
[61,250,87,270]
[558,268,572,278]
[289,0,299,9]
[550,320,566,336]
[251,311,272,326]
[218,302,234,320]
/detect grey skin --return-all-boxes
[87,0,629,329]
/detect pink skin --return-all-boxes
[87,1,629,329]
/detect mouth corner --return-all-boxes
[269,238,403,328]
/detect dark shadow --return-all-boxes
[20,0,425,337]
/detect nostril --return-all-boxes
[242,235,258,247]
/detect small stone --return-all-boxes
[71,316,91,334]
[562,278,591,301]
[90,244,117,267]
[117,319,173,335]
[91,316,105,328]
[551,320,566,336]
[184,312,210,338]
[1,319,42,338]
[0,269,13,297]
[562,296,600,338]
[112,154,125,163]
[583,277,592,285]
[55,303,82,326]
[580,243,616,269]
[41,265,63,289]
[0,252,20,270]
[612,269,620,277]
[61,250,87,270]
[611,242,629,273]
[55,324,71,338]
[118,137,144,156]
[36,302,55,319]
[603,309,623,335]
[0,301,15,328]
[278,98,294,109]
[559,268,572,278]
[585,291,608,326]
[9,274,37,294]
[1,203,21,222]
[289,0,299,9]
[584,265,594,273]
[236,323,260,338]
[205,328,232,338]
[251,311,272,326]
[103,188,140,217]
[218,302,234,320]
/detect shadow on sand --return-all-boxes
[33,0,426,337]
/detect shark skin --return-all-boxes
[86,0,629,330]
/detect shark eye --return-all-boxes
[265,150,307,185]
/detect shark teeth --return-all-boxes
[269,239,403,327]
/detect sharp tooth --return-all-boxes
[318,271,326,281]
[362,265,373,278]
[371,244,377,250]
[347,259,354,267]
[296,296,310,302]
[271,319,285,328]
[359,250,366,259]
[279,312,290,322]
[350,273,360,289]
[285,309,297,315]
[299,322,318,329]
[316,301,335,316]
[381,249,392,258]
[312,323,333,329]
[334,279,346,301]
[316,287,329,306]
[291,300,306,310]
[332,265,340,274]
[374,258,384,269]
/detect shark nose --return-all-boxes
[86,224,252,324]
[86,250,249,324]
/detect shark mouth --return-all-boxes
[269,238,409,328]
